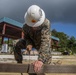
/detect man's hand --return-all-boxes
[33,60,43,72]
[26,45,32,51]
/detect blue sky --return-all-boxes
[51,22,76,38]
[0,0,76,38]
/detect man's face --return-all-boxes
[31,19,36,23]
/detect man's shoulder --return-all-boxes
[45,18,50,22]
[43,18,50,27]
[22,24,30,32]
[23,24,29,29]
[23,24,27,27]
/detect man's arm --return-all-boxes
[38,19,51,64]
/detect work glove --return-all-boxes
[26,45,32,51]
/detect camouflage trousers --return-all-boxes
[13,39,46,75]
[13,39,26,63]
[13,39,40,63]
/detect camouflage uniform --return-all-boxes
[14,19,51,64]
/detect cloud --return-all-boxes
[0,0,76,24]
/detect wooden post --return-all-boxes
[21,32,24,39]
[2,24,6,34]
[7,38,9,45]
[1,36,4,44]
[1,24,6,44]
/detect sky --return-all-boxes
[0,0,76,38]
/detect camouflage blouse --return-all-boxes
[22,19,51,64]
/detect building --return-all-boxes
[0,17,22,45]
[51,36,60,50]
[0,17,59,52]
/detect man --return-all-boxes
[14,5,51,73]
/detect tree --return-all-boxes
[67,36,76,53]
[52,29,76,54]
[52,29,69,52]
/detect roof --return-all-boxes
[0,17,59,41]
[0,17,23,28]
[51,36,59,41]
